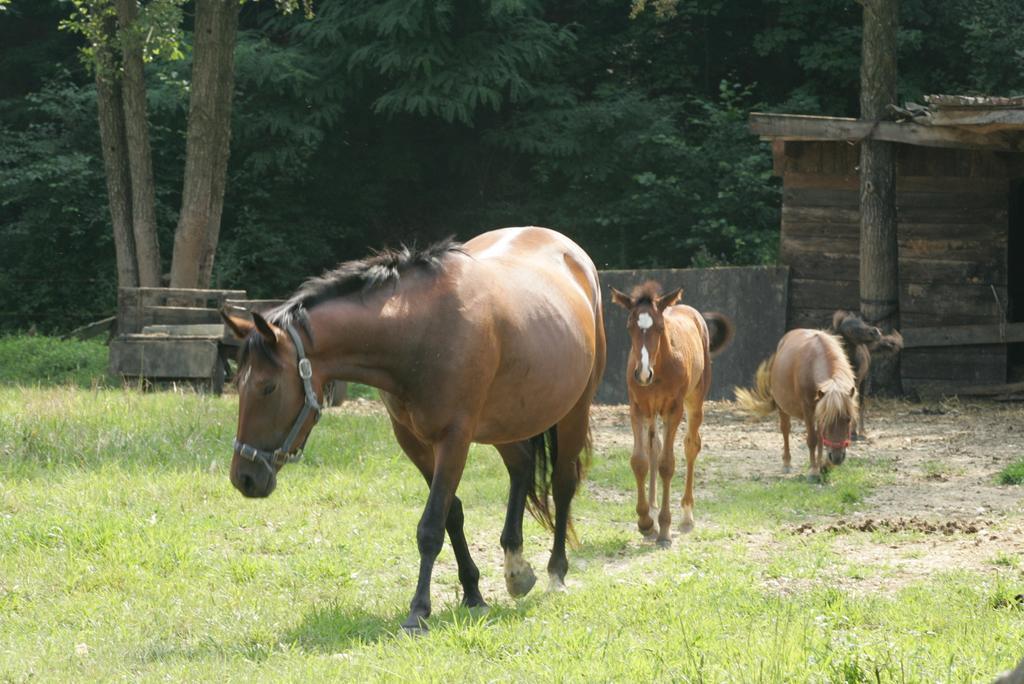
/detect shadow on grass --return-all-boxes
[283,603,405,651]
[282,594,548,651]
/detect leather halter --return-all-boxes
[821,436,850,449]
[233,323,322,471]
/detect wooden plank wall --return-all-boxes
[598,266,789,403]
[779,141,1012,390]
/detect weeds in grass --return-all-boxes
[997,458,1024,485]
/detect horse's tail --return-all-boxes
[703,312,736,358]
[734,353,777,417]
[526,425,558,535]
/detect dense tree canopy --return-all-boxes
[1,0,1022,331]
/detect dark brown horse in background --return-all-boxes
[610,282,733,545]
[736,329,858,480]
[829,310,904,439]
[222,227,606,633]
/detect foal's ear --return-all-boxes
[221,310,255,339]
[251,312,278,345]
[656,288,683,311]
[610,287,633,310]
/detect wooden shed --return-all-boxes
[750,96,1024,393]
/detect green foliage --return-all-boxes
[0,336,109,387]
[4,0,1024,328]
[997,458,1024,485]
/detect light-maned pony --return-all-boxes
[610,281,734,545]
[222,227,606,633]
[735,328,859,479]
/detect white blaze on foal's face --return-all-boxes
[637,312,654,382]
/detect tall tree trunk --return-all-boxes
[94,13,138,290]
[170,0,239,289]
[116,0,163,287]
[859,0,901,395]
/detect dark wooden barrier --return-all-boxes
[109,287,246,393]
[597,266,789,403]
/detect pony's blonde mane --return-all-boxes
[813,332,860,429]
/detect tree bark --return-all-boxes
[94,13,138,290]
[170,0,239,289]
[859,0,901,395]
[116,0,163,287]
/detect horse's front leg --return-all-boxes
[391,417,484,610]
[656,407,683,546]
[629,403,655,538]
[803,416,821,482]
[402,427,471,634]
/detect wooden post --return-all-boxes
[859,0,901,395]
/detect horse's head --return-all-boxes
[610,283,682,387]
[222,311,323,498]
[814,381,858,466]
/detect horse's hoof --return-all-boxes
[679,519,695,534]
[461,594,488,610]
[782,463,792,474]
[506,565,537,598]
[656,537,672,549]
[547,573,567,593]
[401,622,429,637]
[639,520,656,539]
[807,472,822,484]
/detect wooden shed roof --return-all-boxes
[750,94,1024,153]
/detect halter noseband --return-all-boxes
[821,436,850,450]
[233,323,322,471]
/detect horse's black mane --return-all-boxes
[240,237,462,365]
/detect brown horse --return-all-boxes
[829,310,903,439]
[610,282,734,545]
[735,328,858,480]
[221,227,606,633]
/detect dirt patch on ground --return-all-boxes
[589,398,1024,593]
[590,398,1024,519]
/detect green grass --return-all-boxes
[0,335,110,388]
[997,458,1024,485]
[1,386,1022,682]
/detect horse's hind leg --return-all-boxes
[496,441,539,598]
[389,418,482,627]
[629,403,656,538]
[779,411,792,473]
[548,399,594,592]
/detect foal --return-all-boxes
[736,329,859,480]
[611,282,734,545]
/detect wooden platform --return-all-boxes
[109,287,246,393]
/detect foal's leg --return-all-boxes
[655,406,683,546]
[496,441,538,598]
[679,396,704,534]
[629,403,656,538]
[402,426,473,633]
[648,417,661,512]
[779,411,792,473]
